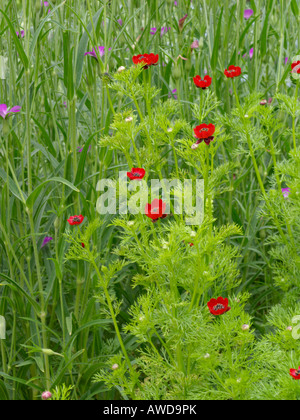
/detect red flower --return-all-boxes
[81,243,85,248]
[193,75,212,89]
[194,123,215,139]
[127,168,146,180]
[132,53,159,69]
[145,199,167,221]
[290,367,300,380]
[224,65,242,78]
[291,61,300,74]
[207,297,231,316]
[67,215,84,226]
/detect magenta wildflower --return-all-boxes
[84,46,111,60]
[161,27,171,36]
[41,1,50,13]
[168,89,177,99]
[0,104,21,119]
[117,19,123,26]
[242,48,254,59]
[285,57,289,65]
[16,30,25,38]
[78,145,91,153]
[42,237,53,248]
[244,9,253,19]
[282,188,291,198]
[150,27,170,37]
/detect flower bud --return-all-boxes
[112,364,119,370]
[172,65,181,80]
[178,14,188,31]
[191,40,199,50]
[287,326,293,331]
[54,217,60,230]
[42,391,52,400]
[117,66,126,73]
[185,59,192,72]
[42,348,56,356]
[242,324,250,331]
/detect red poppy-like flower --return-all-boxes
[132,53,159,69]
[224,65,242,78]
[145,199,167,221]
[290,367,300,380]
[193,75,212,89]
[207,297,231,316]
[194,123,215,139]
[67,215,84,226]
[127,168,146,180]
[291,61,300,74]
[81,243,85,248]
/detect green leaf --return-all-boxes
[75,131,102,185]
[211,8,223,71]
[260,0,274,57]
[0,273,40,313]
[26,177,80,209]
[66,313,73,336]
[290,0,299,18]
[0,168,27,204]
[0,9,28,68]
[0,372,43,392]
[75,7,103,87]
[0,380,9,400]
[29,2,66,61]
[0,316,5,340]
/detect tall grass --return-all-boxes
[0,0,299,400]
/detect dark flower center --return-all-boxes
[133,173,141,177]
[213,304,225,311]
[296,370,300,376]
[73,217,81,222]
[200,128,209,132]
